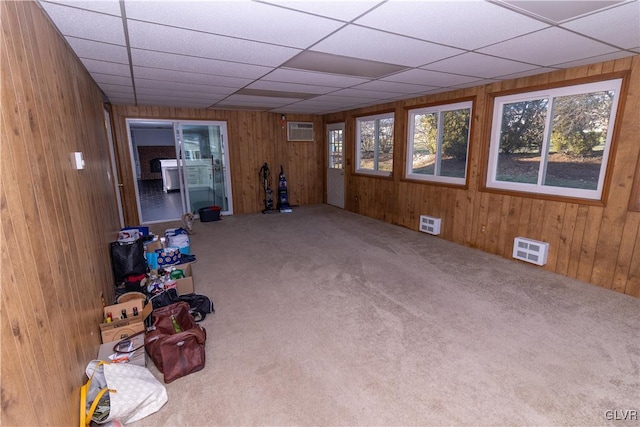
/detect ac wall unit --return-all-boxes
[419,215,441,235]
[513,237,549,266]
[287,122,314,141]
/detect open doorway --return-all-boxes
[126,119,233,224]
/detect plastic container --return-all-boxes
[199,206,221,222]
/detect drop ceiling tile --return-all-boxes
[218,95,302,107]
[259,0,384,21]
[127,20,301,67]
[311,25,463,67]
[65,37,129,64]
[97,83,133,94]
[263,69,370,87]
[135,86,228,99]
[39,2,125,44]
[499,0,626,23]
[330,88,404,99]
[551,50,638,68]
[134,78,239,96]
[354,1,549,50]
[136,93,224,104]
[133,66,252,88]
[283,51,407,78]
[245,80,339,95]
[80,58,130,76]
[131,49,272,79]
[424,53,539,79]
[561,2,640,49]
[108,97,136,105]
[450,78,501,89]
[124,0,343,49]
[352,80,439,94]
[41,0,121,16]
[309,94,377,105]
[272,106,327,114]
[477,27,618,66]
[385,69,480,87]
[496,67,562,80]
[91,73,132,86]
[137,99,214,108]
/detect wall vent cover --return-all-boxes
[513,237,549,266]
[419,215,441,235]
[287,122,314,141]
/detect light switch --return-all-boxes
[73,152,85,170]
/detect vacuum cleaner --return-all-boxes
[277,165,292,213]
[260,163,275,214]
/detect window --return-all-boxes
[487,78,623,201]
[406,101,472,185]
[328,125,343,169]
[356,112,394,176]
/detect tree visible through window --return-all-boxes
[356,113,394,176]
[487,79,622,200]
[407,100,472,185]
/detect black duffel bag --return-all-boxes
[150,288,214,321]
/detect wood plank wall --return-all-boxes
[109,106,324,224]
[324,55,640,298]
[1,2,121,425]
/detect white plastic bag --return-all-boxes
[83,360,167,425]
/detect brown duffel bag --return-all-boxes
[145,301,207,383]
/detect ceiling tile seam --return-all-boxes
[207,25,354,101]
[76,55,130,67]
[132,64,257,84]
[487,1,638,52]
[491,0,636,25]
[129,47,275,72]
[263,1,387,55]
[119,0,137,105]
[65,35,127,50]
[419,58,559,80]
[125,17,307,53]
[39,0,122,18]
[251,0,388,27]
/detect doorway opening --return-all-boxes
[126,119,233,224]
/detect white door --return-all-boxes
[327,122,345,208]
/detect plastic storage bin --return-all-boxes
[199,206,221,222]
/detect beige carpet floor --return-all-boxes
[131,204,639,426]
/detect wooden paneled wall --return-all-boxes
[109,106,324,224]
[1,1,121,425]
[324,55,640,297]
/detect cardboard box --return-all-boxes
[97,333,146,366]
[150,263,195,295]
[99,299,152,343]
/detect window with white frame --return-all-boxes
[356,112,394,176]
[406,101,472,185]
[487,78,623,200]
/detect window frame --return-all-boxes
[629,151,640,212]
[355,111,395,177]
[405,99,473,186]
[485,78,623,202]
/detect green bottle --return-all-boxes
[171,315,183,333]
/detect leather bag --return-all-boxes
[145,302,206,383]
